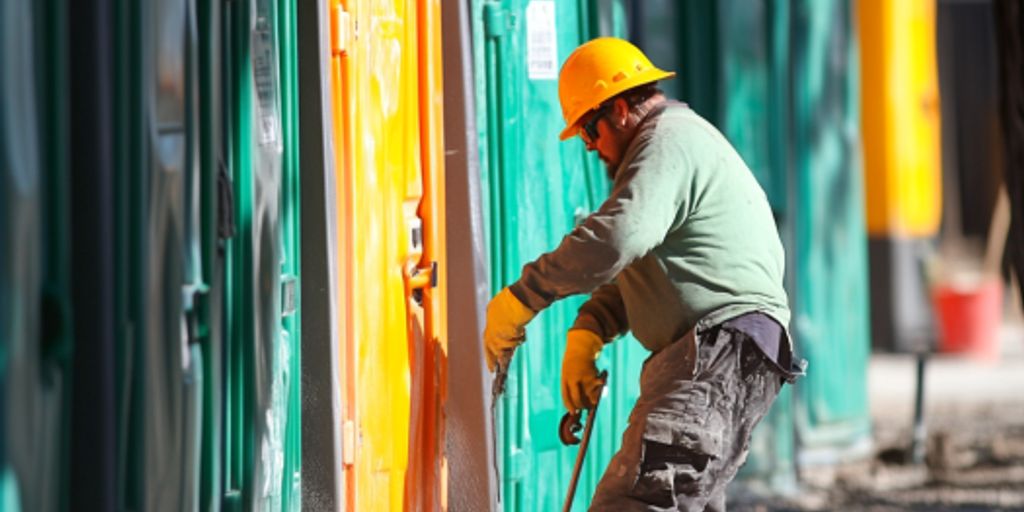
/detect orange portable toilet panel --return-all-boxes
[327,0,447,509]
[405,0,447,510]
[327,1,355,506]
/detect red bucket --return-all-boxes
[932,278,1003,361]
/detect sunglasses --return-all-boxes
[581,104,611,143]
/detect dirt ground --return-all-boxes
[732,404,1024,511]
[727,318,1024,512]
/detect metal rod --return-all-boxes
[562,371,608,512]
[911,353,928,465]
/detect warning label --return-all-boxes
[526,1,558,80]
[252,14,281,148]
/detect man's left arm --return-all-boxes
[561,282,627,411]
[572,282,629,342]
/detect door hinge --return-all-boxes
[183,283,210,345]
[342,420,356,466]
[409,219,423,253]
[217,159,236,243]
[281,275,297,317]
[331,3,351,56]
[408,260,438,305]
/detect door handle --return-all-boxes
[406,261,438,306]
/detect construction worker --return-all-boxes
[482,37,805,511]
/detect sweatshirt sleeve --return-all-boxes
[571,282,629,342]
[508,125,694,312]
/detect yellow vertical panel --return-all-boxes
[332,1,444,509]
[349,0,419,509]
[860,0,943,237]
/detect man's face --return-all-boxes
[579,99,631,177]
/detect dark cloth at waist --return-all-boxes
[720,311,804,382]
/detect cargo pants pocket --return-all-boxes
[628,411,723,510]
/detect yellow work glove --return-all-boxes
[482,287,536,372]
[561,329,605,413]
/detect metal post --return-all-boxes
[911,353,928,464]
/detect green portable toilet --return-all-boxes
[111,0,206,508]
[471,1,657,510]
[1,0,68,510]
[631,0,871,490]
[222,0,302,509]
[197,0,228,509]
[787,0,871,466]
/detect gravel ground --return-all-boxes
[726,323,1024,511]
[730,400,1024,511]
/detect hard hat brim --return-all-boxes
[559,69,676,141]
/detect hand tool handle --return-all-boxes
[562,370,607,512]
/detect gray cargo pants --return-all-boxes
[589,322,796,511]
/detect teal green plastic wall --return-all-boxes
[106,0,303,509]
[1,0,67,510]
[111,0,200,509]
[223,0,301,509]
[2,1,304,510]
[277,0,303,507]
[788,0,871,457]
[470,1,655,510]
[198,0,227,508]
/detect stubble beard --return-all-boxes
[605,160,618,181]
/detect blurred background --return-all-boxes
[1,0,1022,510]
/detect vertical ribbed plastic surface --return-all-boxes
[198,0,226,509]
[1,0,63,509]
[118,0,200,508]
[224,0,301,509]
[277,0,303,508]
[790,0,871,458]
[470,1,650,510]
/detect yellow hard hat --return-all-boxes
[558,37,675,141]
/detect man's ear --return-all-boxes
[613,97,631,127]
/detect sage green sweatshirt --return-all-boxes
[508,102,790,352]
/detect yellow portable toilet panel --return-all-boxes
[328,0,447,510]
[860,0,943,237]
